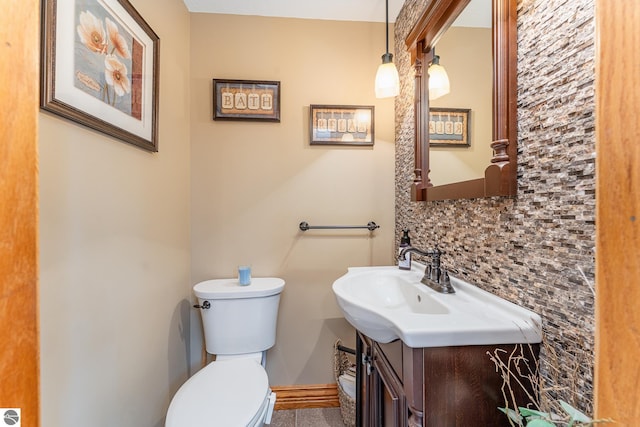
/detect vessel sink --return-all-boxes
[332,264,542,348]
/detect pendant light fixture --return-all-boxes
[374,0,400,98]
[428,49,450,100]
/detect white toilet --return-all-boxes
[166,277,285,427]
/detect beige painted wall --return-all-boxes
[189,14,396,385]
[38,0,191,425]
[429,26,492,186]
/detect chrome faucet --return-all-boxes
[398,245,455,294]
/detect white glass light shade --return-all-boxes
[375,62,400,98]
[428,63,450,100]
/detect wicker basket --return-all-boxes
[334,339,356,427]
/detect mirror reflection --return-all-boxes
[428,0,493,187]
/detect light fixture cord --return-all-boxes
[385,0,390,54]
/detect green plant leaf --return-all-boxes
[519,407,551,418]
[526,419,556,427]
[499,407,524,425]
[559,400,592,423]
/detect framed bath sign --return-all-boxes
[41,0,160,152]
[212,79,281,122]
[428,108,471,147]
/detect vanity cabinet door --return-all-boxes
[421,344,539,426]
[372,343,407,427]
[357,333,375,427]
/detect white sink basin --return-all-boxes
[332,264,542,348]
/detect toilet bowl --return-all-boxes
[166,277,285,427]
[165,357,276,427]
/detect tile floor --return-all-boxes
[270,407,347,427]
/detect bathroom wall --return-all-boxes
[395,0,596,411]
[189,14,396,385]
[38,0,191,425]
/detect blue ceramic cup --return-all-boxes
[238,265,251,285]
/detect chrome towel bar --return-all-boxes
[299,221,380,232]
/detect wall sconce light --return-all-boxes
[428,51,450,100]
[375,0,400,98]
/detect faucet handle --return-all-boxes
[441,269,450,284]
[432,244,446,256]
[440,269,455,293]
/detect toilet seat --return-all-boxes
[166,358,270,427]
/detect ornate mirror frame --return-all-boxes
[404,0,517,201]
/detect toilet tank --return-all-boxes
[193,277,285,355]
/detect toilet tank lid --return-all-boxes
[194,277,285,299]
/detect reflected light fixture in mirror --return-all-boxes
[375,0,400,98]
[428,50,450,100]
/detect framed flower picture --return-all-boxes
[41,0,160,152]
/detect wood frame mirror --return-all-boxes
[405,0,517,201]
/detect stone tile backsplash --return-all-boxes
[394,0,595,410]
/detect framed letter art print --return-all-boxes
[428,108,471,147]
[41,0,160,152]
[213,79,281,122]
[309,105,374,146]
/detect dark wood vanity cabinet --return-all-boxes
[355,332,539,427]
[358,333,407,426]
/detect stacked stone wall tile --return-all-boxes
[394,0,595,411]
